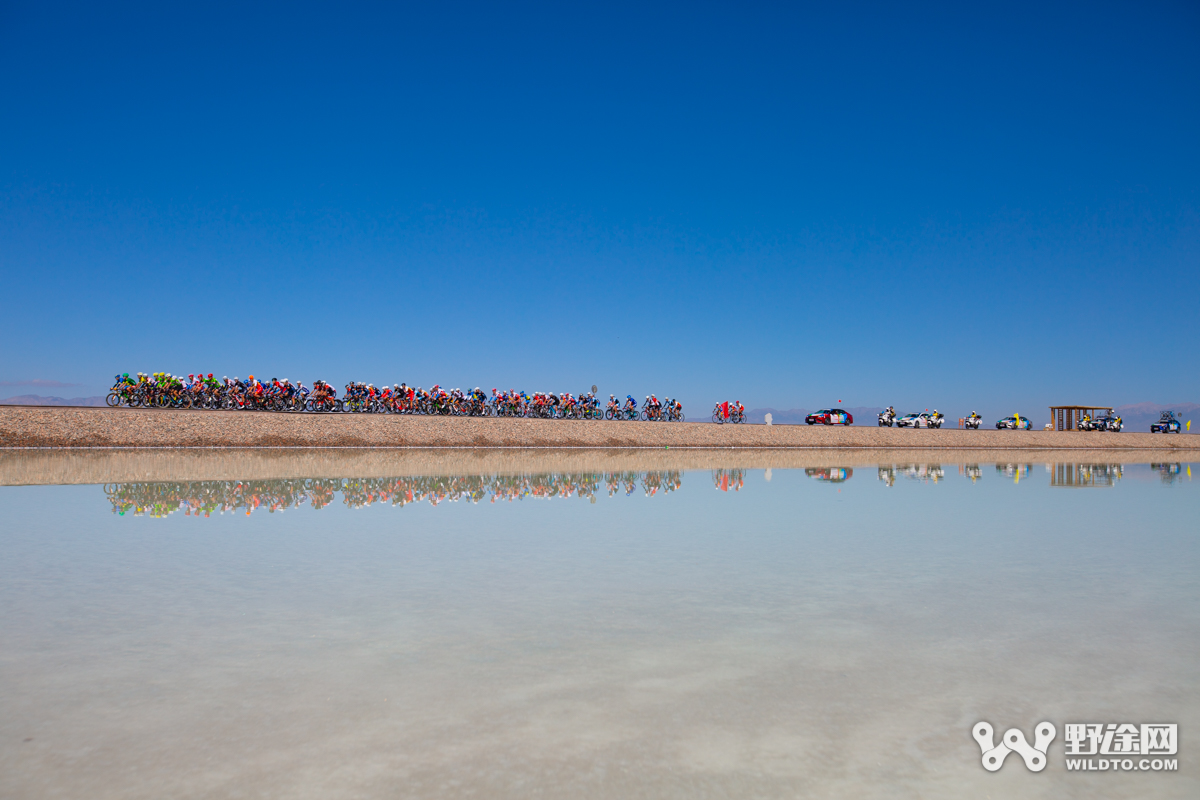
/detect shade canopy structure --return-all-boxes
[1049,405,1114,432]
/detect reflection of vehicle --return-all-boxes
[964,412,982,430]
[805,467,853,483]
[896,412,942,429]
[995,415,1033,430]
[961,463,983,482]
[996,463,1033,482]
[1151,412,1182,434]
[1151,463,1183,484]
[878,464,945,483]
[878,408,895,427]
[806,409,853,425]
[901,463,945,482]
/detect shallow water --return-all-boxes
[1,453,1196,799]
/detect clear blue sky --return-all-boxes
[2,2,1197,419]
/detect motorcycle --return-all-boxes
[877,408,895,427]
[964,413,982,430]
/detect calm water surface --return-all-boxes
[1,454,1196,799]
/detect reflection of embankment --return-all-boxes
[104,471,684,518]
[5,448,1196,486]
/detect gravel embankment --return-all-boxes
[1,406,1197,450]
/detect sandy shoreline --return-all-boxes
[2,405,1198,451]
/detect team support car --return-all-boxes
[995,415,1033,430]
[896,412,943,429]
[1151,411,1182,434]
[805,408,853,425]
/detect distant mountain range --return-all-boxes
[0,394,107,407]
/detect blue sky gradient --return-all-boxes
[2,2,1197,420]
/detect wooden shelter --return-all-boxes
[1049,405,1113,432]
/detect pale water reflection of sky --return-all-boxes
[1,461,1196,799]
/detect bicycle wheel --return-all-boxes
[105,392,120,407]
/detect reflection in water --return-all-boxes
[876,464,945,486]
[5,454,1198,800]
[1050,463,1123,488]
[996,463,1033,483]
[804,467,852,483]
[712,468,745,492]
[95,461,1196,516]
[104,471,684,518]
[959,463,983,483]
[1151,463,1184,484]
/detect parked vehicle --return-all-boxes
[805,408,853,425]
[964,411,983,430]
[877,407,896,427]
[1151,411,1182,434]
[1077,414,1102,432]
[896,412,943,429]
[1092,414,1123,432]
[995,415,1033,431]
